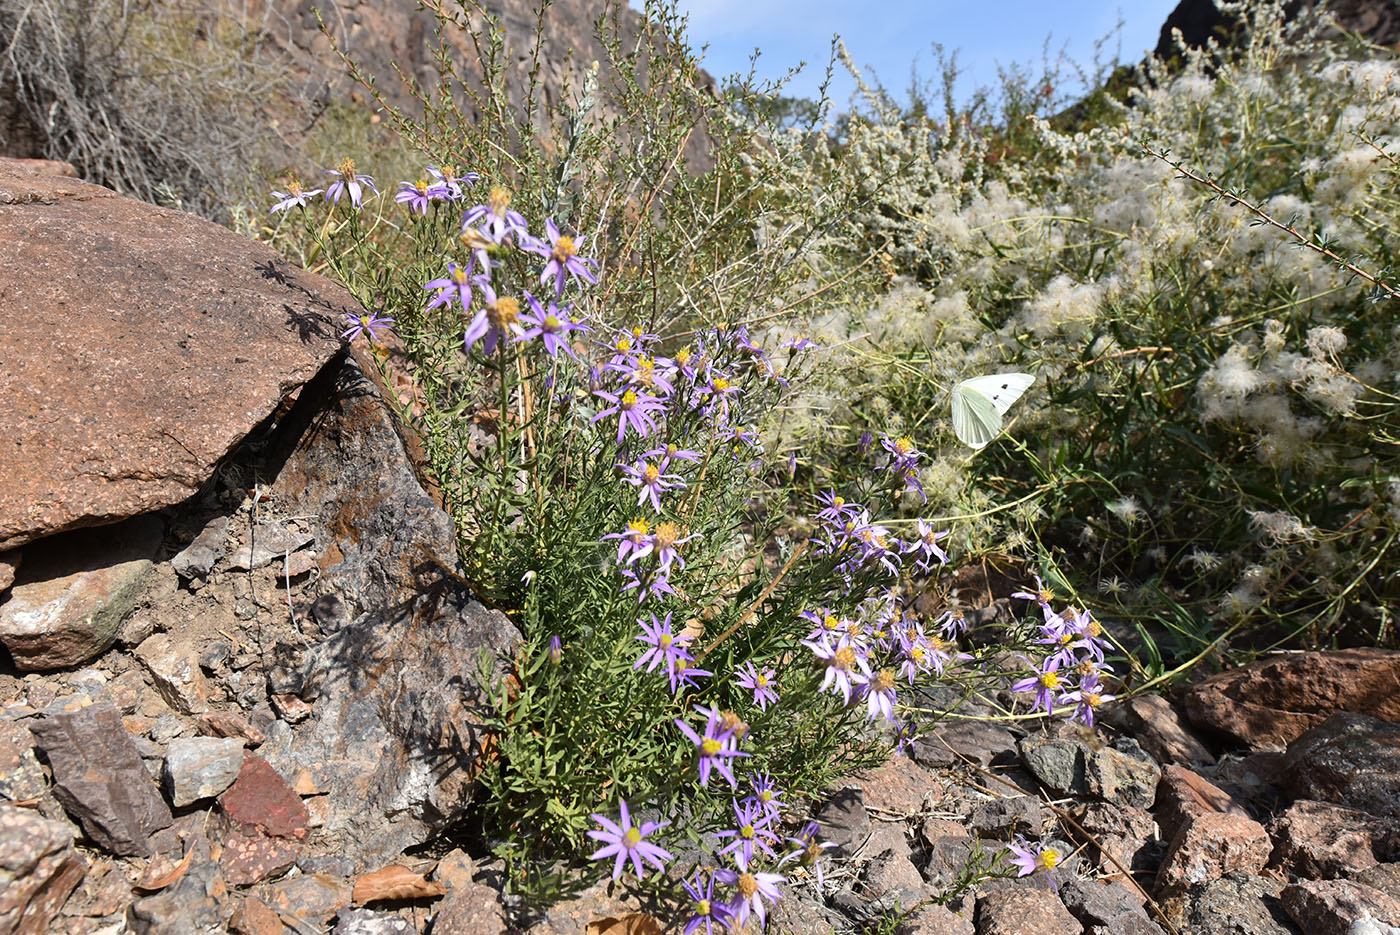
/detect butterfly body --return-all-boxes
[951,373,1034,449]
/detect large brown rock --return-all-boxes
[1282,713,1400,821]
[0,157,352,551]
[1184,649,1400,749]
[0,803,85,935]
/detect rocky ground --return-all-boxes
[3,156,1400,935]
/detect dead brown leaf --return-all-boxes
[586,914,664,935]
[134,846,194,893]
[351,864,446,904]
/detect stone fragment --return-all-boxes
[0,720,46,802]
[263,873,350,926]
[170,516,229,580]
[28,701,171,856]
[1269,799,1400,878]
[856,754,941,817]
[229,896,283,935]
[1155,764,1252,843]
[0,516,161,670]
[1280,879,1400,935]
[311,593,348,634]
[0,803,85,935]
[975,886,1083,935]
[162,737,245,807]
[1058,877,1164,935]
[1355,862,1400,896]
[429,851,507,935]
[1177,871,1296,935]
[134,634,210,715]
[226,522,315,572]
[284,551,318,577]
[898,902,975,935]
[812,787,869,853]
[920,817,968,846]
[0,550,18,592]
[1155,810,1272,894]
[198,710,265,746]
[915,720,1020,769]
[1099,693,1214,766]
[333,907,415,934]
[970,796,1044,840]
[1184,649,1400,749]
[106,670,147,714]
[1019,734,1161,809]
[215,755,307,885]
[1075,801,1159,873]
[125,835,228,935]
[1283,713,1400,820]
[923,836,975,890]
[0,158,350,552]
[858,822,923,902]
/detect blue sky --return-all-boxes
[656,0,1182,107]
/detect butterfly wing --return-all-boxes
[951,383,1003,449]
[959,373,1034,416]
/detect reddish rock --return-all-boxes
[1155,764,1251,843]
[215,756,308,885]
[0,550,17,592]
[857,754,941,817]
[899,902,975,935]
[1184,649,1400,749]
[0,516,161,671]
[1269,800,1400,878]
[430,879,506,935]
[134,634,211,715]
[0,719,46,802]
[230,896,284,935]
[0,156,351,551]
[1075,801,1160,874]
[125,835,228,935]
[198,710,266,747]
[1280,879,1400,935]
[263,873,350,926]
[1100,693,1214,766]
[976,886,1083,935]
[1283,713,1400,820]
[1155,811,1272,894]
[0,804,86,935]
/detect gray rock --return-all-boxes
[170,515,228,580]
[1284,714,1400,820]
[1076,801,1160,874]
[311,593,348,633]
[813,786,870,853]
[923,836,975,890]
[225,521,314,572]
[0,515,162,670]
[28,701,171,856]
[126,835,227,934]
[1019,734,1160,809]
[0,802,85,934]
[150,714,187,744]
[1350,918,1400,935]
[1099,693,1214,766]
[970,796,1044,840]
[134,634,211,714]
[1269,800,1400,878]
[1281,879,1400,935]
[333,907,416,934]
[975,885,1083,935]
[1179,871,1301,935]
[1059,877,1163,934]
[162,736,245,807]
[916,720,1020,769]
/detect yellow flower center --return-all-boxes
[1039,588,1054,604]
[740,824,754,839]
[489,186,511,216]
[624,828,641,847]
[337,158,357,176]
[487,297,520,328]
[461,229,494,252]
[755,673,768,688]
[654,521,679,549]
[895,436,914,455]
[616,337,632,352]
[909,645,926,663]
[1058,633,1075,647]
[1038,671,1061,690]
[696,899,711,916]
[1086,618,1102,638]
[720,711,748,738]
[286,180,304,196]
[451,267,471,285]
[543,314,562,331]
[620,390,638,408]
[833,647,856,670]
[760,789,772,802]
[415,180,429,194]
[712,377,730,392]
[1084,692,1103,708]
[833,496,845,507]
[627,517,650,538]
[1038,848,1060,870]
[675,347,692,364]
[642,463,661,484]
[659,633,673,648]
[1077,660,1098,678]
[737,874,758,898]
[552,234,577,263]
[823,615,839,631]
[701,737,721,756]
[873,669,896,692]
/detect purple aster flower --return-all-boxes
[881,434,923,467]
[908,519,949,571]
[695,371,741,422]
[1006,836,1062,888]
[1010,656,1064,715]
[801,634,871,705]
[586,799,672,881]
[462,186,529,244]
[606,353,677,399]
[746,772,787,819]
[666,655,712,695]
[547,635,563,664]
[715,798,781,864]
[674,707,748,788]
[395,178,440,215]
[341,310,395,344]
[857,431,874,454]
[634,612,691,674]
[464,281,525,355]
[632,520,698,576]
[815,490,861,524]
[619,459,686,512]
[713,853,784,928]
[861,668,899,722]
[780,821,837,893]
[735,661,779,711]
[937,609,968,638]
[1012,575,1057,612]
[642,443,702,471]
[800,607,845,643]
[781,335,819,351]
[1059,672,1115,726]
[324,158,377,207]
[591,388,665,444]
[618,567,676,604]
[523,218,599,295]
[270,180,322,212]
[682,871,732,935]
[601,517,652,565]
[516,292,588,359]
[424,260,481,314]
[427,165,478,200]
[894,719,920,757]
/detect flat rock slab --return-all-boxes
[0,156,353,551]
[1185,649,1400,749]
[0,514,162,670]
[1283,713,1400,820]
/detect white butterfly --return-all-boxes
[950,373,1035,449]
